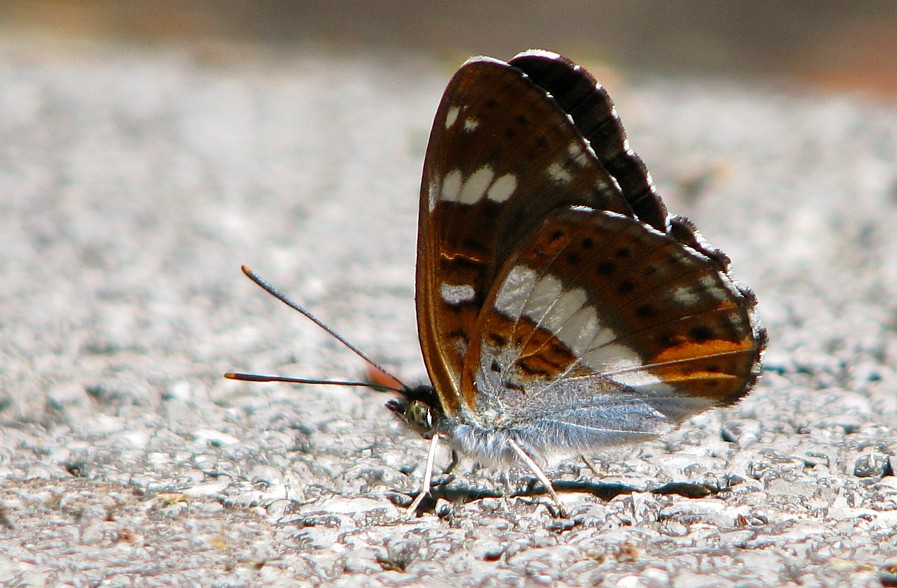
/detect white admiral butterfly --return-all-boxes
[228,50,766,517]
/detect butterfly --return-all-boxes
[228,50,766,517]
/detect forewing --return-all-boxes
[509,51,668,230]
[462,205,765,452]
[416,57,635,414]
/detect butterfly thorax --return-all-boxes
[387,384,528,465]
[390,385,543,470]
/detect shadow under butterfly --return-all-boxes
[227,50,766,518]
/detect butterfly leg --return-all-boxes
[498,471,515,511]
[444,449,460,476]
[508,438,568,518]
[581,454,602,477]
[406,433,441,515]
[429,448,458,489]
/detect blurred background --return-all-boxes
[2,0,897,96]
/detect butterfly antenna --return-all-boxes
[228,265,409,393]
[223,371,403,392]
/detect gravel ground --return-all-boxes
[2,34,897,587]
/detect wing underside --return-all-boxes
[417,57,639,414]
[416,52,765,438]
[461,206,763,453]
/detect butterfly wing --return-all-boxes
[508,51,668,231]
[460,204,765,454]
[416,55,641,415]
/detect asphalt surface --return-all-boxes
[2,34,897,586]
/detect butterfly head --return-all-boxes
[386,384,445,439]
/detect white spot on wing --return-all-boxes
[525,274,563,319]
[584,324,617,351]
[542,287,587,333]
[726,314,746,331]
[495,265,538,318]
[583,342,643,377]
[582,327,680,393]
[699,275,726,300]
[596,177,614,192]
[547,162,572,183]
[457,165,495,205]
[440,283,476,305]
[445,106,460,129]
[464,117,480,132]
[612,370,673,391]
[568,141,590,167]
[556,305,599,355]
[487,173,517,202]
[441,169,463,202]
[670,251,693,266]
[671,285,699,305]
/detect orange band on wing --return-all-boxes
[652,337,755,364]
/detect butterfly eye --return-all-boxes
[405,400,437,437]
